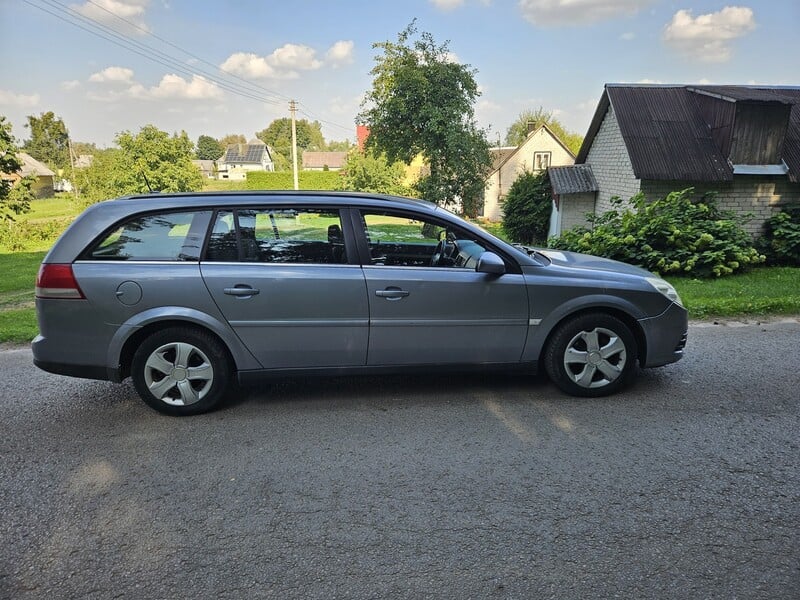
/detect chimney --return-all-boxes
[527,121,537,135]
[238,143,246,155]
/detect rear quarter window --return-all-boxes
[85,211,212,261]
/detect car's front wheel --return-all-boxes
[544,313,637,397]
[131,327,231,416]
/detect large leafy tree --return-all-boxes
[338,149,410,196]
[0,116,35,220]
[79,125,202,201]
[196,135,224,160]
[219,133,247,147]
[359,22,491,216]
[256,118,325,171]
[505,107,584,155]
[23,111,71,171]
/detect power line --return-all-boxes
[22,0,357,139]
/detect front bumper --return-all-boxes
[638,302,689,368]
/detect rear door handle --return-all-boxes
[375,288,409,300]
[224,286,260,297]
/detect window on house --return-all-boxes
[534,152,551,171]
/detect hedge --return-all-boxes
[246,171,342,191]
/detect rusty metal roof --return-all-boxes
[576,84,800,183]
[548,164,598,195]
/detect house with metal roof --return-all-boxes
[482,123,574,221]
[217,138,274,181]
[549,84,800,237]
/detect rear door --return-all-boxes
[200,206,369,369]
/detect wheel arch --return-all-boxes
[537,307,647,371]
[523,296,648,367]
[106,307,262,380]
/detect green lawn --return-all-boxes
[668,267,800,319]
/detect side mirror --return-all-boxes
[476,251,506,275]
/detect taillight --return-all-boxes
[35,264,85,299]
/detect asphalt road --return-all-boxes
[1,319,799,599]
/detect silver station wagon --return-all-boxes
[33,192,687,415]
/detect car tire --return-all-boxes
[131,326,232,416]
[544,313,637,397]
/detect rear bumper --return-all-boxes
[32,334,119,382]
[638,302,689,368]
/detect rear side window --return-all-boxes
[205,208,348,264]
[86,211,212,261]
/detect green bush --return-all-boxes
[501,170,552,245]
[246,171,341,191]
[0,218,70,252]
[758,206,800,266]
[550,189,765,277]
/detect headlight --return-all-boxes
[645,277,683,307]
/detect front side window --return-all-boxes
[205,208,348,264]
[361,211,487,269]
[87,211,211,261]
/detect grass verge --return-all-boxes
[668,267,800,319]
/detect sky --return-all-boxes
[1,0,799,149]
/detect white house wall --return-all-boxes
[483,128,574,221]
[584,104,641,212]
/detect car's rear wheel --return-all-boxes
[131,327,231,416]
[544,313,637,397]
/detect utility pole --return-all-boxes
[289,99,299,190]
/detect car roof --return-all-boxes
[114,190,439,213]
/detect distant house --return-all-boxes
[217,138,274,180]
[482,123,575,221]
[0,152,55,198]
[549,84,800,237]
[302,151,347,171]
[192,159,217,179]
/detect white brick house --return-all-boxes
[550,84,800,237]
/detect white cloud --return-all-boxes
[430,0,465,10]
[134,74,223,100]
[89,66,135,83]
[61,80,82,91]
[71,0,150,35]
[620,32,636,41]
[663,6,756,63]
[220,53,278,79]
[326,40,355,67]
[0,89,41,107]
[221,44,324,79]
[519,0,652,26]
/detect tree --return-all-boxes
[79,125,202,201]
[219,133,247,148]
[505,107,584,155]
[0,116,35,220]
[325,139,353,152]
[501,170,552,245]
[256,118,325,171]
[338,149,410,195]
[23,111,70,171]
[359,21,491,216]
[196,135,224,160]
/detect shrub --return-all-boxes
[758,206,800,266]
[246,171,341,191]
[550,189,765,277]
[501,170,552,245]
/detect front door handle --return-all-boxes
[224,286,260,297]
[375,288,410,300]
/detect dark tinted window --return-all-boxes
[205,208,348,264]
[88,211,211,261]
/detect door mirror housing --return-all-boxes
[476,251,506,275]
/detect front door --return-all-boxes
[357,211,529,366]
